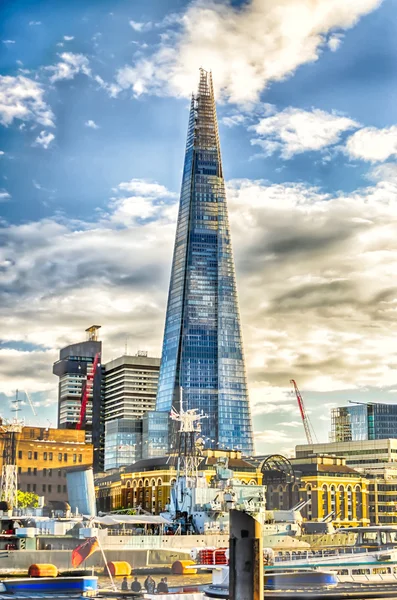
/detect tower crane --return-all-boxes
[0,391,23,509]
[290,379,317,445]
[76,353,101,430]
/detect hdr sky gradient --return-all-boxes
[1,0,397,456]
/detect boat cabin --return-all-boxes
[337,526,397,548]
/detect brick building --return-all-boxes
[0,426,93,505]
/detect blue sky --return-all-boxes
[1,0,397,455]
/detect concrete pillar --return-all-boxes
[229,510,263,600]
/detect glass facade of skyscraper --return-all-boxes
[331,403,397,442]
[156,70,254,455]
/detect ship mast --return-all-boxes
[170,388,207,487]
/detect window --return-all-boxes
[34,452,38,460]
[43,468,47,477]
[63,485,67,493]
[58,453,62,461]
[18,467,22,474]
[48,485,52,493]
[49,452,53,461]
[42,485,46,493]
[43,452,47,460]
[57,485,61,493]
[58,470,62,477]
[33,467,37,475]
[28,451,32,459]
[48,469,52,477]
[63,453,68,462]
[27,467,31,475]
[78,454,82,463]
[18,451,22,459]
[73,454,77,463]
[27,484,31,492]
[32,484,36,492]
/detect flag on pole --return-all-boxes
[71,537,99,567]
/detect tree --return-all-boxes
[17,490,39,509]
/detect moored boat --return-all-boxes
[1,575,98,595]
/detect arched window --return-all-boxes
[347,486,353,520]
[150,478,156,487]
[138,479,143,487]
[157,478,163,486]
[144,479,150,487]
[338,485,345,520]
[126,480,131,488]
[322,485,329,516]
[355,485,362,521]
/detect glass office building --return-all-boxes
[331,403,397,442]
[156,70,254,455]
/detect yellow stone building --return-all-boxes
[265,455,369,527]
[96,449,262,513]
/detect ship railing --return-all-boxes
[274,546,371,562]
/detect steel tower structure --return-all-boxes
[156,69,254,454]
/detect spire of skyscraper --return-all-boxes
[156,69,254,455]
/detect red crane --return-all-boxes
[76,352,101,430]
[290,379,315,445]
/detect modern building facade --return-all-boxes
[103,352,160,422]
[102,352,162,470]
[53,326,102,470]
[296,439,397,468]
[6,426,93,505]
[331,403,397,442]
[156,69,253,455]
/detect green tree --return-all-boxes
[17,490,39,509]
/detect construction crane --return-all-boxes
[0,391,23,509]
[290,379,316,445]
[76,353,101,430]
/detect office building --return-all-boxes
[331,403,397,442]
[103,352,162,470]
[4,426,93,504]
[156,69,254,455]
[53,326,103,471]
[296,439,397,468]
[103,352,160,422]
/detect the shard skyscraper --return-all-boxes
[156,70,254,455]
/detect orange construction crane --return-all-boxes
[290,379,316,445]
[76,353,101,430]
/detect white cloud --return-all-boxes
[328,34,344,51]
[85,119,99,129]
[0,189,11,201]
[0,75,54,127]
[3,40,16,45]
[221,114,247,128]
[63,35,74,41]
[0,151,4,155]
[29,21,42,26]
[117,179,177,197]
[346,126,397,162]
[47,52,91,83]
[34,130,55,149]
[250,107,359,158]
[116,0,383,105]
[129,20,152,32]
[3,168,397,450]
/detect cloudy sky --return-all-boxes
[1,0,397,456]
